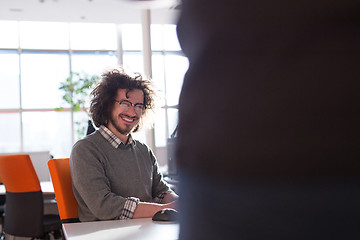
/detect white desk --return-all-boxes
[63,218,179,240]
[0,181,54,194]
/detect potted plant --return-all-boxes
[56,72,99,142]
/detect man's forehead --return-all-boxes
[117,88,144,100]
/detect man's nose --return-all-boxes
[124,105,137,116]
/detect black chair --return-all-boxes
[0,194,5,240]
[0,154,62,240]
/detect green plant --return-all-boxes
[57,72,99,112]
[57,72,100,140]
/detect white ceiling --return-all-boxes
[0,0,181,24]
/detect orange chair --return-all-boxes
[0,154,61,239]
[48,158,79,223]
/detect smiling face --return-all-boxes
[107,88,144,143]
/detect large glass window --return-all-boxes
[0,20,188,166]
[71,52,118,76]
[19,21,69,49]
[69,23,117,50]
[150,25,188,147]
[0,21,19,48]
[122,24,143,51]
[22,111,72,157]
[0,50,20,109]
[151,24,181,51]
[0,113,21,153]
[21,52,69,109]
[122,52,144,74]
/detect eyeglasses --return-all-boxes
[115,99,146,114]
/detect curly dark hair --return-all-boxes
[89,67,156,132]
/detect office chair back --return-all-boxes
[0,177,6,238]
[48,158,79,223]
[0,154,61,238]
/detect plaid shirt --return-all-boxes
[98,125,134,148]
[98,125,168,219]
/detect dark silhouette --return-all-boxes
[176,0,360,239]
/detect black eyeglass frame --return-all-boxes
[115,99,146,114]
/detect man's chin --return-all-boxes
[111,125,131,136]
[122,122,136,131]
[119,127,132,135]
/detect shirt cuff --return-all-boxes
[119,197,140,220]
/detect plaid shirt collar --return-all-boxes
[99,125,134,148]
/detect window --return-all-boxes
[19,21,69,49]
[0,21,19,48]
[0,50,20,109]
[21,51,69,109]
[150,25,188,147]
[69,23,117,50]
[0,20,188,165]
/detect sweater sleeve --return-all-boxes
[149,149,174,200]
[70,138,133,221]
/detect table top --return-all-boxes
[63,218,180,240]
[0,181,54,194]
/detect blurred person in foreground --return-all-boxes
[70,67,178,222]
[176,0,360,239]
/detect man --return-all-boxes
[70,67,178,222]
[176,0,360,239]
